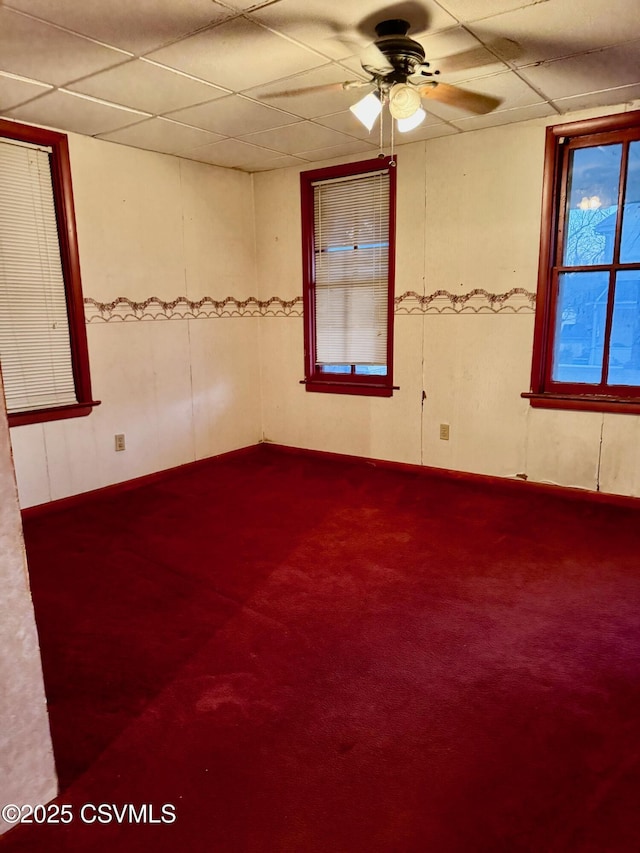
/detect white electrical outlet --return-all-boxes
[115,433,126,452]
[439,423,450,441]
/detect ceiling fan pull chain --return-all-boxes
[390,106,396,167]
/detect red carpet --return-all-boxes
[2,446,640,852]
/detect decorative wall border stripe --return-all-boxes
[84,295,304,322]
[84,288,536,322]
[395,288,536,314]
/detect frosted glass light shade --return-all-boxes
[350,92,382,131]
[397,108,426,133]
[389,84,421,119]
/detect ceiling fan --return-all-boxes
[261,15,505,135]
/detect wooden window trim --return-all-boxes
[0,119,99,427]
[525,109,640,413]
[300,157,397,397]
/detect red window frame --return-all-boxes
[0,119,98,427]
[525,110,640,414]
[300,157,397,398]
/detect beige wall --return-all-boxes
[9,102,640,506]
[254,103,640,498]
[0,372,57,835]
[11,135,262,508]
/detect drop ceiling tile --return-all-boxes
[185,138,281,169]
[222,0,275,9]
[250,0,458,61]
[298,139,378,162]
[98,116,223,155]
[240,121,359,155]
[166,94,300,135]
[437,0,546,22]
[244,65,370,120]
[6,90,148,136]
[249,155,308,172]
[469,0,640,68]
[313,109,383,141]
[519,40,640,101]
[68,59,227,115]
[554,83,640,114]
[0,7,129,86]
[451,101,558,131]
[147,17,325,92]
[394,121,460,142]
[0,71,52,111]
[4,0,237,55]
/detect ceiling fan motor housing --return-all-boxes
[370,19,426,82]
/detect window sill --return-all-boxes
[8,400,101,427]
[302,380,395,398]
[522,392,640,415]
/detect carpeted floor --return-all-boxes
[2,446,640,852]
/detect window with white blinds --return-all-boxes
[301,158,396,397]
[0,137,77,414]
[0,119,95,426]
[313,171,389,368]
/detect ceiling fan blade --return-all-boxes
[360,42,394,74]
[260,81,367,99]
[420,81,502,114]
[436,38,522,74]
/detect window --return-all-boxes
[300,157,396,397]
[526,110,640,413]
[0,119,97,427]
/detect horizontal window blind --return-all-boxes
[313,170,390,366]
[0,137,77,414]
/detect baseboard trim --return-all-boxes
[21,444,261,520]
[21,440,640,520]
[261,442,640,511]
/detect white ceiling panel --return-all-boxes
[166,95,300,136]
[519,40,640,101]
[185,138,283,168]
[147,17,326,91]
[468,0,640,68]
[438,0,546,23]
[314,109,384,141]
[98,116,223,155]
[250,155,308,172]
[0,7,128,86]
[555,85,640,115]
[218,0,279,10]
[0,0,638,172]
[393,121,460,141]
[298,139,378,162]
[451,101,558,131]
[4,0,237,55]
[68,59,228,115]
[240,121,361,155]
[0,71,52,111]
[6,90,149,136]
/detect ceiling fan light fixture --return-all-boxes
[350,91,382,131]
[389,83,422,119]
[397,107,426,133]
